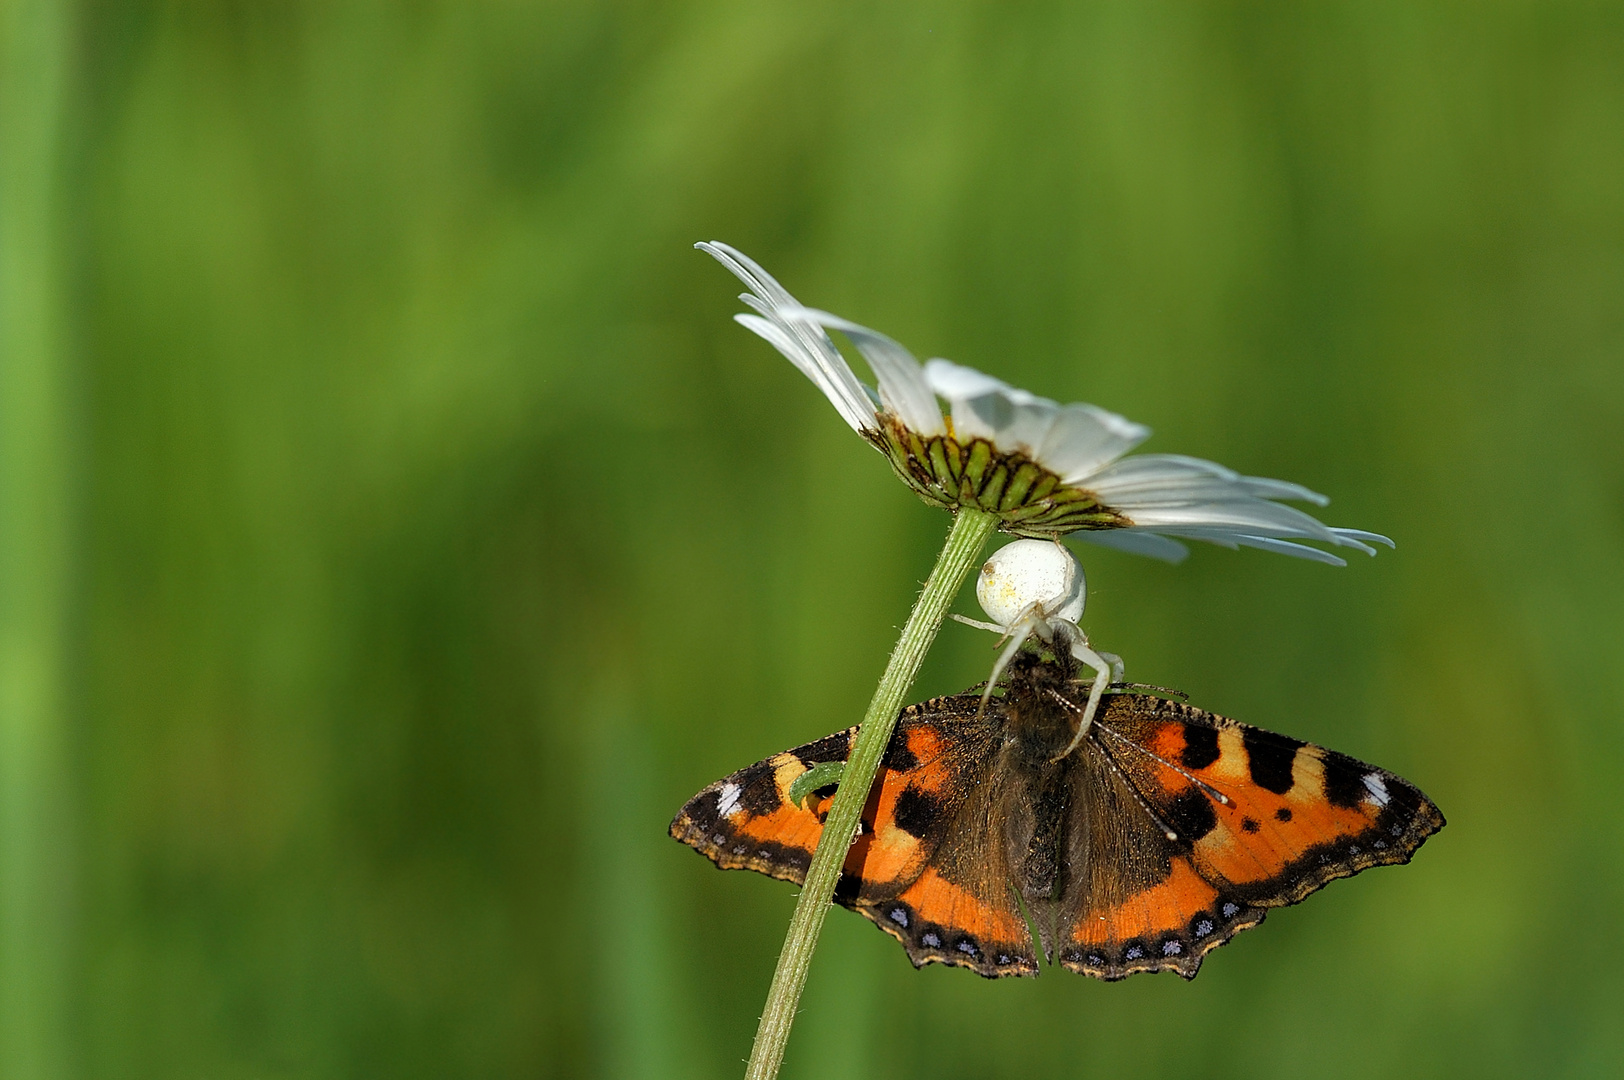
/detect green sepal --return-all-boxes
[864,414,1129,538]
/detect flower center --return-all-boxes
[865,413,1128,537]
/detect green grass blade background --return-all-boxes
[2,2,77,1078]
[4,2,1622,1076]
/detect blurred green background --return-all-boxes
[3,1,1622,1077]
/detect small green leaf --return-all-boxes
[788,761,846,809]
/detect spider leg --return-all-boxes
[1097,650,1126,683]
[978,619,1036,717]
[1051,635,1113,761]
[950,614,1009,634]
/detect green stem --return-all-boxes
[743,508,997,1080]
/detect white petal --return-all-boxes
[734,314,824,386]
[1037,404,1152,483]
[1332,528,1395,550]
[1125,529,1352,564]
[1077,519,1388,564]
[989,396,1063,459]
[1069,452,1390,563]
[1234,475,1330,506]
[1221,535,1350,565]
[1079,455,1326,505]
[921,358,1012,401]
[1069,530,1191,564]
[1072,524,1348,565]
[921,359,1148,474]
[778,307,944,436]
[923,359,1022,443]
[1114,499,1343,541]
[698,242,876,433]
[1327,532,1377,556]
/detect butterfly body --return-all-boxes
[671,650,1443,981]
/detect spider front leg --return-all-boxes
[1052,635,1117,762]
[973,608,1040,717]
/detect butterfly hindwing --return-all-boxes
[853,704,1041,977]
[1030,732,1263,981]
[1055,693,1444,980]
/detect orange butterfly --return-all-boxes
[670,648,1443,980]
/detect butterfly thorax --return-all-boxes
[998,649,1087,763]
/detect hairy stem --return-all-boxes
[743,508,997,1080]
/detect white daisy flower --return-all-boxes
[698,241,1392,566]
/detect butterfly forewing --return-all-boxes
[1054,695,1444,979]
[670,698,1040,977]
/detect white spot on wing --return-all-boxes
[1362,773,1390,807]
[717,782,744,819]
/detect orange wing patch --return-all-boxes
[1060,856,1262,980]
[858,868,1039,977]
[836,723,958,891]
[1190,743,1402,894]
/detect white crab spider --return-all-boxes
[953,539,1123,759]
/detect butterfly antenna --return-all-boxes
[1090,736,1184,842]
[1109,682,1190,702]
[1091,722,1231,806]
